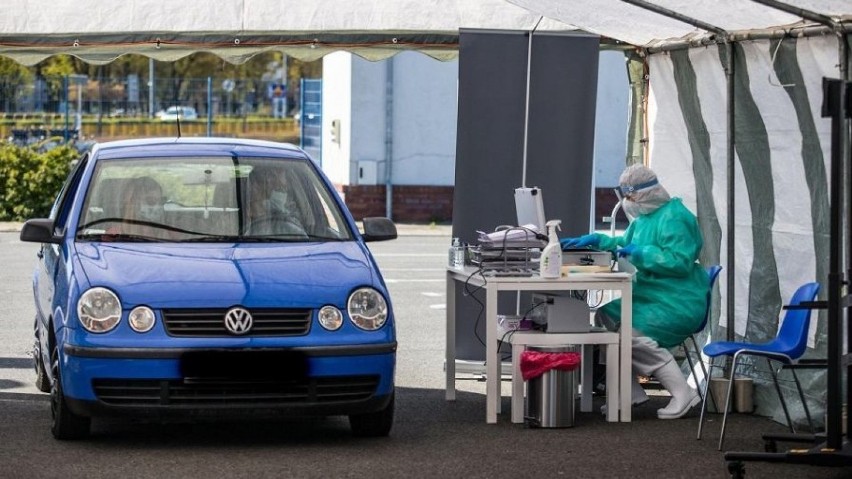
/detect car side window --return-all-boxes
[50,153,89,233]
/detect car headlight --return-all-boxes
[77,287,121,333]
[128,306,156,333]
[347,287,388,331]
[318,305,343,331]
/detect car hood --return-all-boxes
[73,242,376,308]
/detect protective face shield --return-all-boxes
[621,198,643,218]
[618,178,659,197]
[618,165,670,217]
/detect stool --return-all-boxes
[509,330,620,422]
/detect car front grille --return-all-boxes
[92,376,379,406]
[162,308,311,337]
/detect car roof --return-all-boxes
[92,137,308,160]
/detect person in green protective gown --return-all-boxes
[560,164,710,419]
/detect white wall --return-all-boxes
[321,50,627,189]
[320,52,353,186]
[388,52,458,185]
[322,51,458,187]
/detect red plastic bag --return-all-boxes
[520,350,581,381]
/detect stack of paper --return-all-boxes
[476,224,546,249]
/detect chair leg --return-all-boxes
[767,358,795,434]
[717,354,739,451]
[697,357,716,440]
[688,335,717,412]
[790,368,815,432]
[684,342,698,395]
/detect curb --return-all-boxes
[0,222,24,233]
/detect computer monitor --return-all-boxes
[514,186,546,233]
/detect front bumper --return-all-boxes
[61,343,396,418]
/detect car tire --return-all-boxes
[33,318,50,393]
[50,343,90,440]
[349,392,394,437]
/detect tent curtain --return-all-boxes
[647,34,842,426]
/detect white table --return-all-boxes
[445,267,633,423]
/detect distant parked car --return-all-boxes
[157,106,198,121]
[20,137,398,440]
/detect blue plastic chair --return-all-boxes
[696,282,820,450]
[682,265,722,408]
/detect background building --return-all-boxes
[321,49,629,223]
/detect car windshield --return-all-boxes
[76,156,353,243]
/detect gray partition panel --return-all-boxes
[452,29,599,362]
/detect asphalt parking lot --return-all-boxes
[0,225,849,478]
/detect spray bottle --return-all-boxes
[539,219,562,278]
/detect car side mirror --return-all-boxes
[20,218,62,244]
[361,217,397,242]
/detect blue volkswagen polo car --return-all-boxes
[20,137,398,439]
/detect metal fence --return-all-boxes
[1,75,302,119]
[0,74,322,148]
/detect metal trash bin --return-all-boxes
[525,346,577,428]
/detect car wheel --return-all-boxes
[349,392,394,437]
[33,318,50,393]
[50,343,90,440]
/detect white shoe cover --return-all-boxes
[654,361,700,419]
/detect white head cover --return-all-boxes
[619,164,670,217]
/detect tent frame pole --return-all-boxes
[618,0,738,353]
[617,0,726,36]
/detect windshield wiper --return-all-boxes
[177,235,242,243]
[77,233,161,242]
[239,235,308,243]
[303,234,347,241]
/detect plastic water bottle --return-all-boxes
[449,238,464,269]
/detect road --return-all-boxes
[0,230,846,479]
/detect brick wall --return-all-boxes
[343,185,454,223]
[342,184,626,227]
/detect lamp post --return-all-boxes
[148,58,155,118]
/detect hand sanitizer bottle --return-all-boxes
[449,237,464,269]
[539,219,562,278]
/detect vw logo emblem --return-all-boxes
[224,307,253,335]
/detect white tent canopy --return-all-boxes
[1,0,850,428]
[507,0,850,48]
[0,0,848,65]
[0,0,575,64]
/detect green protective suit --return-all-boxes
[596,198,709,348]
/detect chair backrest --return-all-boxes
[776,282,821,359]
[694,265,723,333]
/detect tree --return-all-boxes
[36,56,75,111]
[0,57,32,112]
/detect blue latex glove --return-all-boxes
[616,243,638,258]
[560,234,600,250]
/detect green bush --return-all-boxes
[0,143,77,221]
